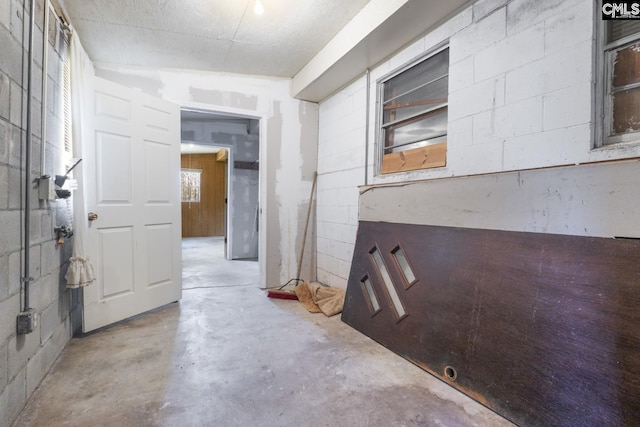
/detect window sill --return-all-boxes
[593,137,640,153]
[380,141,447,174]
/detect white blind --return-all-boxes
[608,20,640,42]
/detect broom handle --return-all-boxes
[296,171,317,282]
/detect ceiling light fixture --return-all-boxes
[254,0,264,15]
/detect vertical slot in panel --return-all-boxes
[392,245,417,288]
[361,275,381,314]
[370,247,406,319]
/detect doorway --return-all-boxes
[180,109,260,262]
[180,144,227,238]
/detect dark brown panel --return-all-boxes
[181,154,226,237]
[342,221,640,426]
[234,161,259,170]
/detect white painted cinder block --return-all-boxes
[449,55,475,94]
[543,82,592,131]
[0,293,19,346]
[473,0,508,22]
[471,110,502,147]
[318,169,362,191]
[335,223,358,245]
[449,140,505,176]
[543,1,593,54]
[317,222,338,242]
[423,6,472,53]
[449,76,505,121]
[27,318,70,398]
[449,116,474,148]
[388,38,426,71]
[474,22,545,82]
[3,368,26,427]
[503,124,591,170]
[0,342,7,392]
[506,0,584,36]
[493,96,543,139]
[315,0,627,287]
[505,40,593,104]
[316,237,331,255]
[317,268,347,289]
[337,258,353,281]
[450,6,506,65]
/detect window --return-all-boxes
[377,46,449,174]
[62,24,72,154]
[180,169,202,202]
[603,20,640,145]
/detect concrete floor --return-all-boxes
[12,237,513,426]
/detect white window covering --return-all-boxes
[65,31,96,288]
[181,169,202,202]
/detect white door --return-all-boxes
[82,76,182,333]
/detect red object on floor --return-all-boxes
[266,289,298,300]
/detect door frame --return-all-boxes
[180,139,233,247]
[180,103,266,289]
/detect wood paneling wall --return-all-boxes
[181,153,226,237]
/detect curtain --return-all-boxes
[65,31,95,288]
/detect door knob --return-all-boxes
[88,212,99,221]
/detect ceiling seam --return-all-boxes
[224,1,251,65]
[72,17,237,41]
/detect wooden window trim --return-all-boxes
[381,141,446,174]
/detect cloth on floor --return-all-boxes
[294,282,345,317]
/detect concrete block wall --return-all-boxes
[316,0,640,287]
[316,77,366,288]
[0,2,78,426]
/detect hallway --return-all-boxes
[11,238,511,426]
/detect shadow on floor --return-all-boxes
[12,238,512,427]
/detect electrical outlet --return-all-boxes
[17,309,38,335]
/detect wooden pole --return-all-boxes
[296,171,317,282]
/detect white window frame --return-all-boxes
[375,43,449,176]
[597,19,640,147]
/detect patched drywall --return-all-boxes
[229,136,260,260]
[92,67,163,98]
[95,65,319,287]
[189,88,259,112]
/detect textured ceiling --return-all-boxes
[60,0,372,77]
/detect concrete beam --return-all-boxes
[291,0,471,102]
